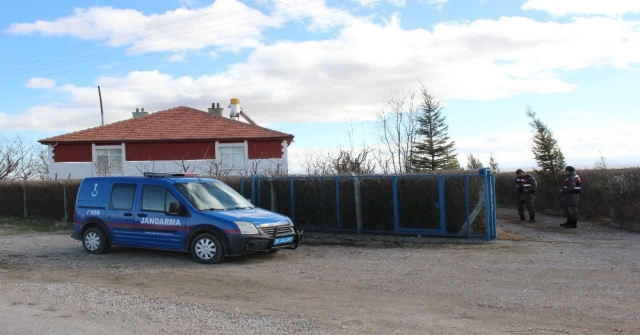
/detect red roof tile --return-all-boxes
[39,106,294,144]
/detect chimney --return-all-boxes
[207,102,224,116]
[132,107,148,118]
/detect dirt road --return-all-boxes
[1,209,639,334]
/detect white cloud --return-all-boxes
[428,0,450,11]
[453,120,640,171]
[2,0,364,56]
[25,77,56,88]
[167,54,187,62]
[5,4,640,172]
[522,0,640,17]
[4,0,276,54]
[0,105,103,132]
[6,13,640,129]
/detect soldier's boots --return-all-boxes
[563,219,577,228]
[559,218,571,227]
[529,214,536,223]
[519,214,526,222]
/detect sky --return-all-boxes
[1,0,639,173]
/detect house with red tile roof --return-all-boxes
[38,103,294,179]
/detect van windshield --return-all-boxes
[174,182,255,211]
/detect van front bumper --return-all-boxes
[226,227,303,256]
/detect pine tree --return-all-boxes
[488,153,499,172]
[525,106,566,174]
[466,153,483,170]
[411,88,458,171]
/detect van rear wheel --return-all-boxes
[191,233,224,264]
[82,227,110,254]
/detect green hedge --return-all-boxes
[0,180,81,221]
[3,169,636,232]
[241,174,487,234]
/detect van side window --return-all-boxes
[142,185,179,212]
[109,184,136,210]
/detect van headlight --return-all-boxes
[234,221,259,235]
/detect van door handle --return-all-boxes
[137,213,147,217]
[124,213,133,217]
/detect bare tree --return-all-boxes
[36,146,49,180]
[372,86,421,174]
[174,158,197,173]
[1,135,48,180]
[132,160,167,175]
[199,158,231,177]
[332,149,377,174]
[14,143,48,180]
[300,148,336,175]
[1,136,22,180]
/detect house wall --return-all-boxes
[248,140,284,159]
[46,139,290,179]
[52,143,92,162]
[126,141,216,160]
[48,158,288,179]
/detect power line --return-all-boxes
[0,0,266,66]
[0,0,381,84]
[1,0,339,77]
[0,0,382,84]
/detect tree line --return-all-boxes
[0,83,590,182]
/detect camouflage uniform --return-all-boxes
[515,169,537,222]
[560,166,581,228]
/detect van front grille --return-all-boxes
[260,225,294,236]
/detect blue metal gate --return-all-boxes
[240,168,496,240]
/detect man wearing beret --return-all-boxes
[560,166,582,228]
[515,168,537,222]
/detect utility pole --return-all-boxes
[98,86,104,125]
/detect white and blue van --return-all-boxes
[72,173,302,264]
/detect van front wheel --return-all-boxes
[191,233,224,264]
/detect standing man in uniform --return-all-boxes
[515,168,537,222]
[560,166,581,228]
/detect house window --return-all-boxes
[219,146,245,169]
[96,149,123,175]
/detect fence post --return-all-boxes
[351,172,363,233]
[438,176,446,234]
[335,178,341,230]
[59,181,69,222]
[268,176,276,211]
[21,181,28,218]
[479,168,497,240]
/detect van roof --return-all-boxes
[81,175,217,183]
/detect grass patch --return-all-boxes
[0,217,73,236]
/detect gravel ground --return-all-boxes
[1,207,640,334]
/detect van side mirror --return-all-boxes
[168,202,183,215]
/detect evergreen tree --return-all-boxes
[488,153,499,172]
[411,88,458,171]
[466,153,483,170]
[525,106,566,174]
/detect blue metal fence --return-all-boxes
[240,168,496,240]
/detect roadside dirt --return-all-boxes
[1,208,639,334]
